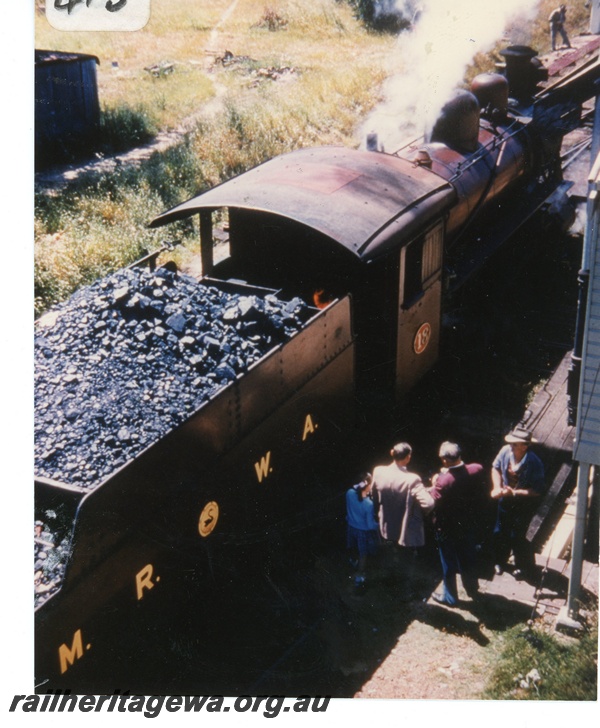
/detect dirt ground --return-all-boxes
[309,545,594,701]
[334,566,491,699]
[304,544,514,700]
[355,615,490,700]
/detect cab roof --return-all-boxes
[149,146,456,262]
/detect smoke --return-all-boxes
[359,0,541,151]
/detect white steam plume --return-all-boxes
[359,0,541,152]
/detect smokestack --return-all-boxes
[357,1,542,153]
[499,45,548,102]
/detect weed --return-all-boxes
[483,611,598,700]
[34,136,207,316]
[254,7,289,31]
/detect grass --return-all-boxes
[96,67,215,131]
[98,103,159,152]
[483,610,598,700]
[35,0,389,130]
[34,139,203,316]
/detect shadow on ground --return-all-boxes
[78,533,573,697]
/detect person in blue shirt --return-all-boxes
[491,427,545,581]
[346,472,379,587]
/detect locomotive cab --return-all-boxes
[150,146,457,405]
[210,209,444,404]
[211,208,402,399]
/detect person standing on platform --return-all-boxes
[491,427,545,581]
[346,472,379,589]
[550,5,572,51]
[372,443,434,595]
[429,442,486,607]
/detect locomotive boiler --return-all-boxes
[34,52,600,691]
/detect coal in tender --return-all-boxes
[35,266,311,488]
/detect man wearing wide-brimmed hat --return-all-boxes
[490,427,545,581]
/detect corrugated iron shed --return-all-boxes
[35,50,100,66]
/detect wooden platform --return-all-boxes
[545,34,600,78]
[517,351,577,550]
[477,555,598,617]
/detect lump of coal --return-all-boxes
[34,511,73,608]
[34,266,310,489]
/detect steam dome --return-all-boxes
[430,91,480,154]
[471,73,509,117]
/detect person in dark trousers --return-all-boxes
[550,5,572,51]
[491,427,545,581]
[428,442,486,607]
[346,472,379,588]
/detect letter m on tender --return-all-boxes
[58,629,84,674]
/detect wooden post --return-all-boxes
[565,464,591,621]
[200,210,214,277]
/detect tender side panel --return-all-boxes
[35,299,355,689]
[237,295,353,436]
[36,322,354,693]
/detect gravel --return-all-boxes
[34,512,72,609]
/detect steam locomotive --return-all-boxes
[34,48,600,691]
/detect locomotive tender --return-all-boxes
[35,51,600,690]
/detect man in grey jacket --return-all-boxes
[372,442,434,546]
[372,443,434,596]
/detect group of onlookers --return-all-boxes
[346,427,545,604]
